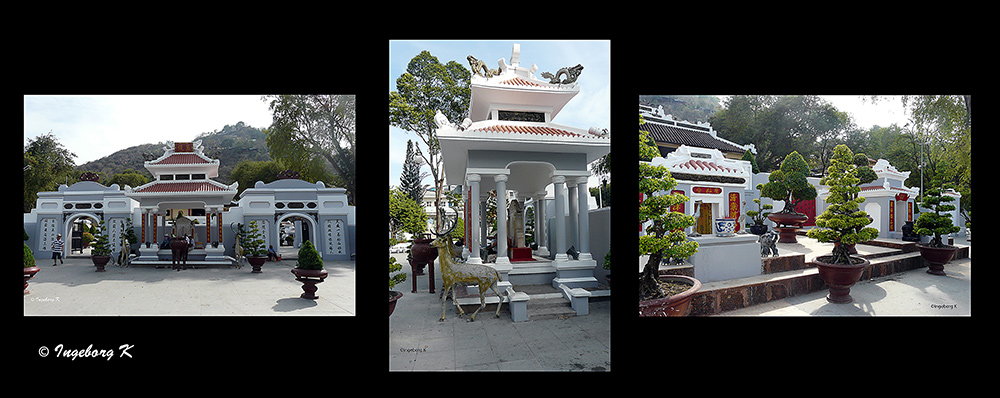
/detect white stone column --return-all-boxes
[576,176,592,261]
[552,176,568,261]
[494,174,510,266]
[468,173,482,264]
[535,191,549,257]
[567,179,579,253]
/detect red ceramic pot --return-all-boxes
[24,266,40,295]
[389,290,403,316]
[408,236,437,275]
[92,255,111,272]
[247,256,267,273]
[916,244,959,276]
[814,255,870,304]
[291,268,329,299]
[768,212,809,243]
[639,275,702,317]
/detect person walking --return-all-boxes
[52,234,65,266]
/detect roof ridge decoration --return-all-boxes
[540,64,584,85]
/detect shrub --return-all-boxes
[806,145,878,264]
[296,240,324,270]
[914,183,960,248]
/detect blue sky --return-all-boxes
[388,40,612,189]
[24,95,274,164]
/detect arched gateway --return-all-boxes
[24,141,355,265]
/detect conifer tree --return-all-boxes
[400,140,426,202]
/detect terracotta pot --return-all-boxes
[814,255,870,304]
[408,236,437,275]
[247,256,267,273]
[24,266,40,295]
[389,290,403,316]
[916,244,959,276]
[767,211,808,227]
[92,255,111,272]
[291,268,328,299]
[639,275,702,317]
[768,212,808,243]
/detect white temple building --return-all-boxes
[24,140,355,266]
[436,44,611,321]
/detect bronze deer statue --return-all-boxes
[434,206,505,322]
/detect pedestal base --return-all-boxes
[774,227,801,243]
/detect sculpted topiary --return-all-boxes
[806,145,879,265]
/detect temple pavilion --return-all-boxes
[24,140,355,266]
[435,44,610,320]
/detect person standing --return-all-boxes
[52,234,65,266]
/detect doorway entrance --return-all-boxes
[696,203,713,235]
[277,214,315,261]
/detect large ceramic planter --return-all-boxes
[389,290,403,316]
[814,255,870,304]
[247,256,267,273]
[639,275,702,317]
[291,268,328,299]
[768,212,809,243]
[916,244,959,276]
[408,236,437,275]
[714,218,736,237]
[24,266,40,295]
[92,255,111,272]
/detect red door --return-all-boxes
[794,199,816,227]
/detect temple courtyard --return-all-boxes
[641,234,971,316]
[23,251,355,316]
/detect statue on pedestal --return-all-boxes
[508,199,525,248]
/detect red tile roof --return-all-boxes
[132,181,230,193]
[674,159,740,174]
[471,124,589,138]
[500,77,545,87]
[151,153,211,165]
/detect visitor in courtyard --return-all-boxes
[160,234,171,249]
[186,234,193,251]
[51,234,64,266]
[267,245,279,261]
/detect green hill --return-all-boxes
[75,121,272,185]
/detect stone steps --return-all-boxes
[686,243,969,316]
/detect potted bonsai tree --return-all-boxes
[746,183,773,235]
[291,240,327,299]
[389,238,406,316]
[806,145,879,303]
[90,220,112,272]
[639,119,701,317]
[761,151,817,243]
[913,183,961,275]
[24,228,40,295]
[242,221,268,273]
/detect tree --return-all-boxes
[388,187,427,240]
[806,145,879,265]
[399,140,428,202]
[24,132,77,212]
[639,117,699,301]
[760,151,817,214]
[389,50,471,234]
[914,182,960,248]
[740,149,759,174]
[230,160,285,195]
[710,95,853,172]
[264,94,356,205]
[107,169,150,189]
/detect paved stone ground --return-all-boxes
[389,252,611,371]
[23,255,355,316]
[719,235,972,316]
